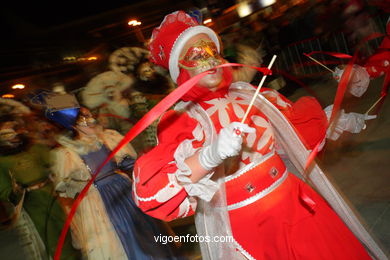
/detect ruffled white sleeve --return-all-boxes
[173,124,219,202]
[50,148,90,199]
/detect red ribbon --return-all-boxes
[304,51,352,59]
[304,32,386,170]
[299,184,317,213]
[54,63,271,260]
[304,140,323,170]
[303,54,357,171]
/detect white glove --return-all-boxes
[333,67,344,82]
[324,105,376,140]
[199,122,255,171]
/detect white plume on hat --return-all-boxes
[109,47,150,75]
[81,71,134,109]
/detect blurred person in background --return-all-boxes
[45,92,184,260]
[81,71,134,136]
[109,46,177,152]
[0,101,81,260]
[82,70,157,154]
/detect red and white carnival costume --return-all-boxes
[133,75,376,259]
[133,11,385,260]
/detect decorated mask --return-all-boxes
[137,61,156,81]
[179,39,222,72]
[75,108,96,128]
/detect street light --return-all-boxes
[258,0,276,7]
[12,84,25,90]
[203,18,212,25]
[237,1,253,18]
[2,94,15,99]
[128,20,142,26]
[128,19,145,43]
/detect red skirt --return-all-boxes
[228,173,372,260]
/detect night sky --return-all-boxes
[0,0,194,93]
[2,1,134,28]
[0,0,148,91]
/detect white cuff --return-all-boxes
[324,105,344,141]
[174,139,219,202]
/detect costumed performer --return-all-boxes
[81,71,134,136]
[45,92,183,260]
[109,46,177,151]
[82,70,157,153]
[133,11,385,260]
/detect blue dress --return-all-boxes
[80,145,183,260]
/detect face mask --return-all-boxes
[179,39,223,72]
[76,114,96,127]
[138,62,156,81]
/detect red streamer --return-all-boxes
[304,32,386,170]
[304,51,352,59]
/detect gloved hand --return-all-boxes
[324,105,376,140]
[340,112,376,133]
[333,67,344,82]
[199,122,255,171]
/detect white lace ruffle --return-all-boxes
[55,179,87,198]
[174,138,219,202]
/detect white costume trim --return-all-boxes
[233,238,256,260]
[224,150,275,182]
[227,169,288,211]
[133,172,183,203]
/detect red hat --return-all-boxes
[148,11,220,83]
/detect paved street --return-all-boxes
[289,75,389,256]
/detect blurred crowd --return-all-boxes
[0,0,388,259]
[0,45,182,260]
